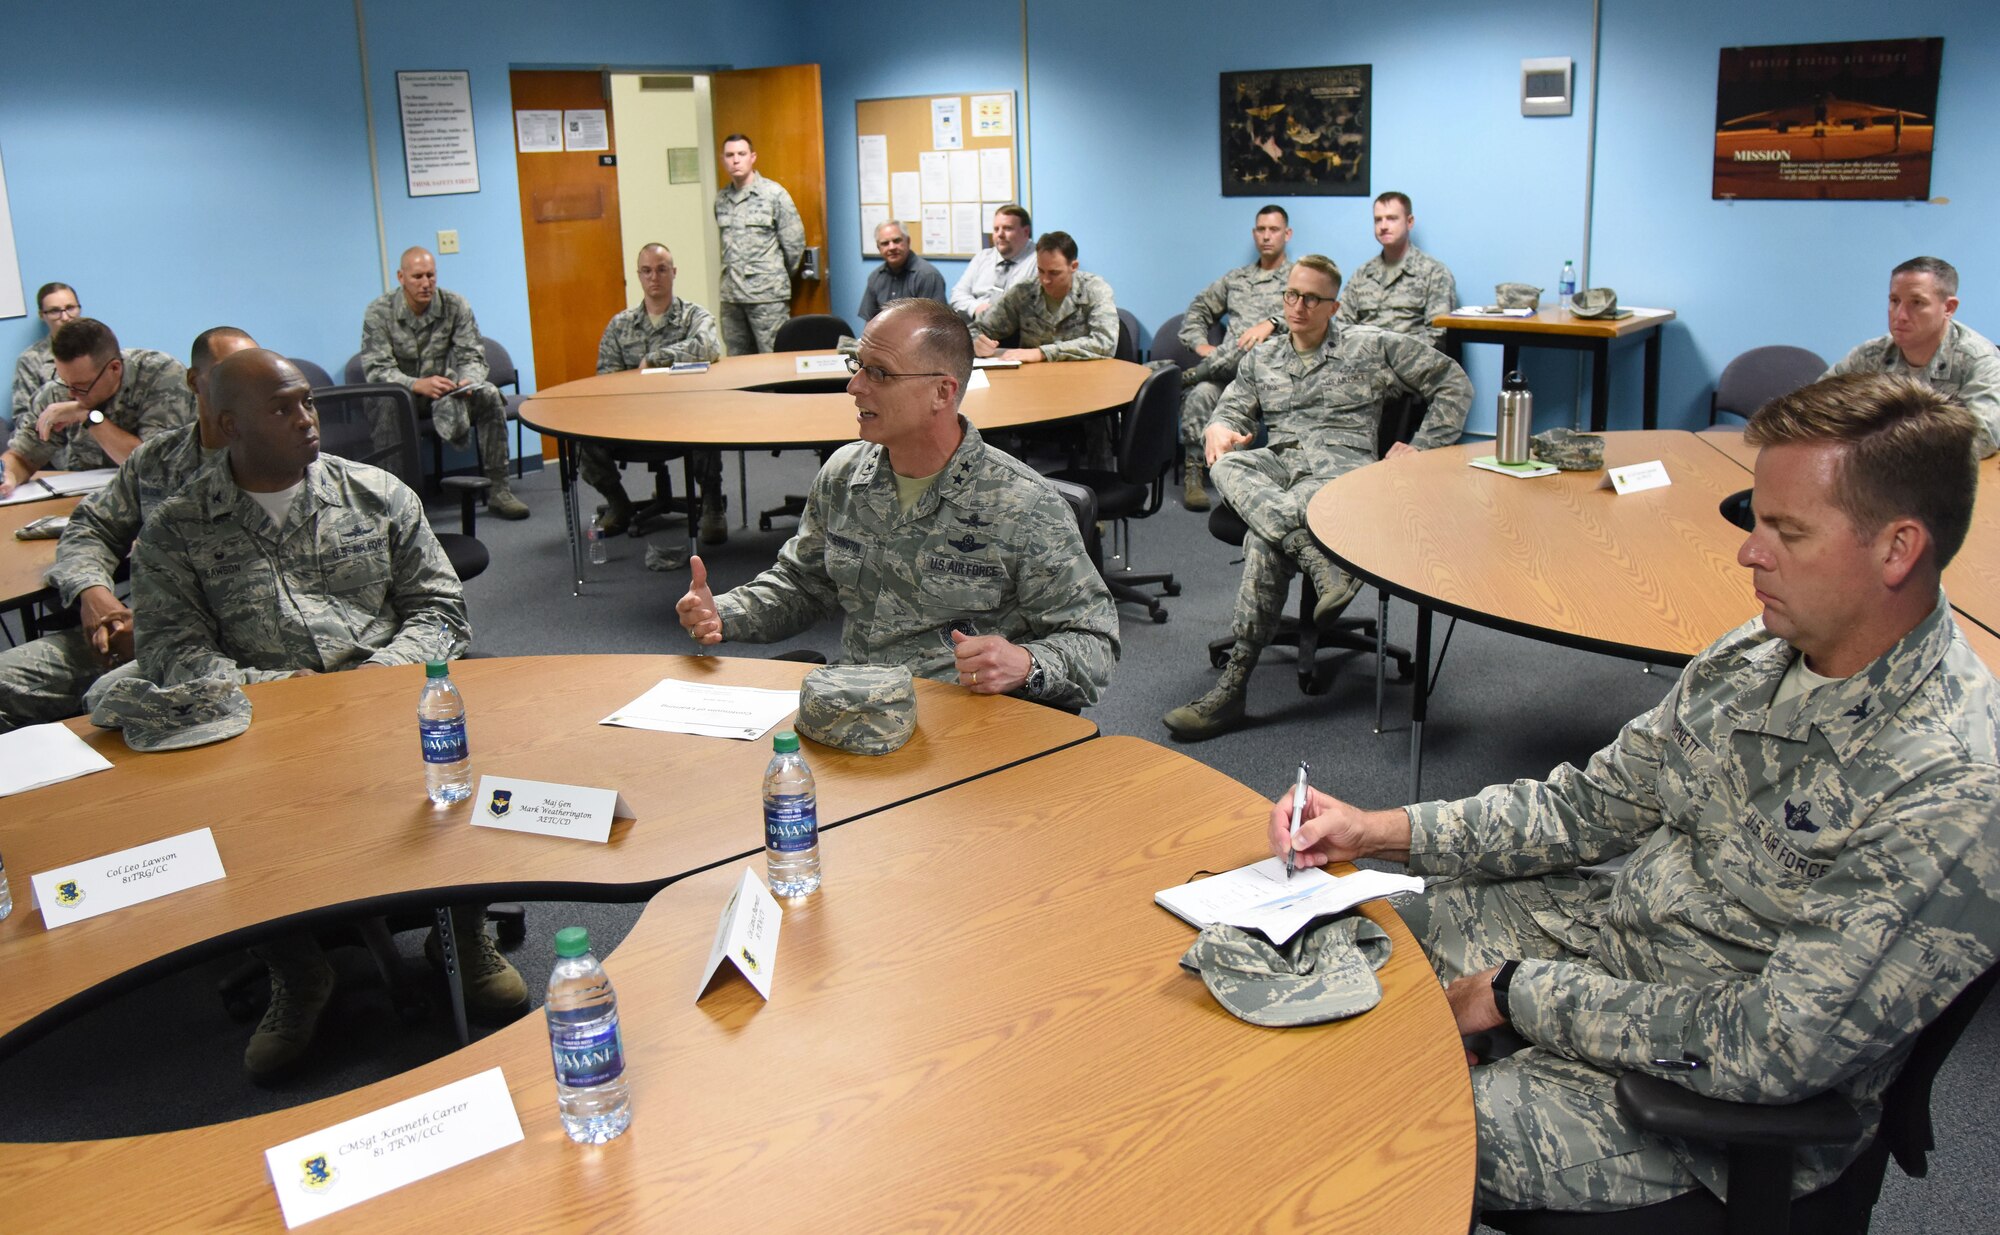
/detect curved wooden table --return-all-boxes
[0,738,1475,1233]
[1,495,81,632]
[0,655,1093,1059]
[1434,306,1676,431]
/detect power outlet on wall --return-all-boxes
[437,229,460,254]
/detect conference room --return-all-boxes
[1,1,1996,1231]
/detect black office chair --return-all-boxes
[287,357,334,390]
[345,351,483,492]
[760,314,857,530]
[1115,308,1144,363]
[311,383,490,583]
[1720,489,1754,533]
[1050,364,1182,622]
[1709,346,1827,425]
[1150,312,1224,374]
[1485,963,2000,1235]
[479,335,530,479]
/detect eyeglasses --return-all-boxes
[1282,289,1333,310]
[40,303,81,322]
[843,354,948,383]
[60,356,116,400]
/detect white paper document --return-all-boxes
[972,357,1022,370]
[263,1067,523,1228]
[856,133,889,204]
[32,826,226,929]
[891,170,922,222]
[562,109,608,152]
[948,149,980,202]
[860,204,891,255]
[930,96,964,149]
[966,370,991,391]
[600,678,799,740]
[921,204,952,255]
[950,202,983,254]
[979,148,1013,201]
[971,92,1013,138]
[916,153,949,204]
[514,109,562,153]
[0,722,113,797]
[698,868,783,1001]
[1155,858,1423,945]
[40,468,118,496]
[469,775,631,844]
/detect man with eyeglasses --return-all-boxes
[11,282,80,431]
[949,204,1037,323]
[1163,254,1471,741]
[677,298,1118,709]
[1,317,194,499]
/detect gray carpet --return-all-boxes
[3,449,1992,1231]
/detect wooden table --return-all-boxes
[0,738,1475,1233]
[0,495,81,634]
[0,655,1093,1059]
[1434,307,1677,432]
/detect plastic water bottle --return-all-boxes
[419,660,472,805]
[546,926,632,1144]
[1559,259,1577,306]
[762,731,821,896]
[587,526,608,566]
[0,849,12,921]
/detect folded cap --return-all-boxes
[1180,914,1392,1028]
[1495,282,1543,310]
[90,674,252,753]
[794,664,917,755]
[1569,287,1619,318]
[1530,426,1606,471]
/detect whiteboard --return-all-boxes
[0,146,23,320]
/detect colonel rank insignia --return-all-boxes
[487,788,512,818]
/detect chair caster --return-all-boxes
[1164,582,1182,597]
[1300,672,1329,696]
[758,515,774,531]
[1151,609,1169,624]
[1209,647,1229,669]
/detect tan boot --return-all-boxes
[592,485,632,536]
[427,907,529,1023]
[1162,640,1257,741]
[245,935,336,1080]
[699,492,729,546]
[1183,450,1210,512]
[1283,530,1360,625]
[485,475,530,520]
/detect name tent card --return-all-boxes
[470,775,632,844]
[794,354,849,375]
[30,826,225,929]
[697,868,783,1001]
[1604,459,1671,496]
[262,1067,523,1228]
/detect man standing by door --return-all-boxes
[714,133,806,356]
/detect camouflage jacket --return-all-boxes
[1335,245,1458,345]
[1827,319,2000,458]
[597,299,723,373]
[46,421,215,608]
[712,417,1119,708]
[1181,259,1293,351]
[360,288,490,389]
[11,348,194,472]
[976,270,1119,363]
[1211,324,1471,471]
[714,176,805,304]
[11,336,54,426]
[1407,598,2000,1195]
[133,453,468,685]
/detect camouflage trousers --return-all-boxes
[0,628,139,731]
[416,383,510,479]
[577,444,722,504]
[1398,872,1703,1214]
[1177,342,1248,447]
[1210,446,1361,648]
[719,301,790,356]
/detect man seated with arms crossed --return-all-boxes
[1826,256,2000,457]
[949,204,1037,323]
[1,317,194,497]
[1271,373,2000,1217]
[132,349,521,1077]
[1335,191,1457,346]
[0,327,256,731]
[858,220,947,322]
[1176,205,1295,510]
[360,245,529,518]
[677,298,1118,711]
[584,243,725,540]
[1164,255,1470,740]
[11,281,80,431]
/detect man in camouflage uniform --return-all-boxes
[583,243,725,539]
[1335,191,1458,346]
[1176,205,1296,510]
[974,230,1123,468]
[679,298,1118,710]
[10,281,79,431]
[714,133,805,356]
[0,328,256,731]
[1,317,194,498]
[1825,255,2000,457]
[131,349,519,1077]
[359,246,528,518]
[1272,373,2000,1216]
[1164,256,1470,740]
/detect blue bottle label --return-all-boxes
[549,1016,624,1088]
[764,793,819,853]
[420,717,467,764]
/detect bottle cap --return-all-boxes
[425,661,450,678]
[554,926,591,958]
[773,730,800,753]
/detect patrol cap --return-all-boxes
[794,664,917,756]
[1495,282,1543,310]
[90,674,252,753]
[1179,914,1392,1028]
[1569,287,1619,319]
[1530,426,1606,471]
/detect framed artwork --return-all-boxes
[1220,65,1370,197]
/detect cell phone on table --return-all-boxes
[14,513,69,540]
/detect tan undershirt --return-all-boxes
[893,466,944,514]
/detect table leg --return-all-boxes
[558,439,584,595]
[1444,332,1464,366]
[1643,329,1663,431]
[1590,342,1611,433]
[1373,592,1388,735]
[684,455,701,564]
[1409,604,1432,802]
[435,906,470,1047]
[1502,343,1521,376]
[738,451,749,528]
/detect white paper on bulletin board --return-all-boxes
[971,94,1013,138]
[396,70,481,197]
[857,134,889,204]
[921,204,951,255]
[860,204,891,256]
[0,146,23,320]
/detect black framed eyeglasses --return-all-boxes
[1281,289,1333,310]
[40,303,81,322]
[843,354,948,383]
[60,356,116,400]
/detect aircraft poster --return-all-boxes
[1220,65,1370,197]
[1713,38,1943,201]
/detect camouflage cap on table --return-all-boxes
[1530,426,1606,471]
[89,674,252,752]
[1495,283,1543,310]
[1569,287,1619,319]
[795,664,917,755]
[1179,913,1392,1028]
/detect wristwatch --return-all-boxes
[1490,959,1521,1028]
[1024,651,1049,698]
[85,408,107,425]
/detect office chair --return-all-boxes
[1050,364,1183,622]
[1720,489,1753,533]
[1115,308,1144,363]
[344,351,485,492]
[286,357,334,390]
[1709,346,1826,425]
[1149,312,1224,374]
[311,383,490,584]
[478,335,531,479]
[761,314,857,530]
[1485,962,2000,1235]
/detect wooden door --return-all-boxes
[711,64,831,317]
[510,69,628,436]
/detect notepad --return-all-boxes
[1156,858,1423,945]
[1469,455,1558,479]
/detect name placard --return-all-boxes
[1604,459,1671,496]
[469,775,631,844]
[697,868,783,1001]
[30,827,225,929]
[263,1067,523,1228]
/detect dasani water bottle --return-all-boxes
[546,926,633,1144]
[419,660,472,805]
[763,731,821,896]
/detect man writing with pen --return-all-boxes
[1265,374,2000,1217]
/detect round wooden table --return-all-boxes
[0,494,81,631]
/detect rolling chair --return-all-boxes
[1050,363,1183,622]
[761,314,856,530]
[344,351,488,494]
[311,383,490,584]
[479,336,531,479]
[1114,308,1144,363]
[1709,346,1827,425]
[1149,312,1224,374]
[287,357,334,389]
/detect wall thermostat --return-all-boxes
[1521,57,1573,116]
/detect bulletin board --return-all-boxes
[854,92,1019,259]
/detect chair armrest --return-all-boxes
[1615,1073,1865,1148]
[440,475,490,537]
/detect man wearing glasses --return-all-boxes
[10,282,80,430]
[1163,255,1471,740]
[1,317,194,499]
[676,298,1118,710]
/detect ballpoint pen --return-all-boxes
[1285,761,1309,878]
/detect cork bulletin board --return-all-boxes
[854,92,1019,259]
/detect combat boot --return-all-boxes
[245,935,336,1080]
[427,906,529,1023]
[1183,450,1210,512]
[485,472,530,520]
[699,491,729,546]
[1162,640,1258,741]
[1283,529,1360,625]
[593,484,633,536]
